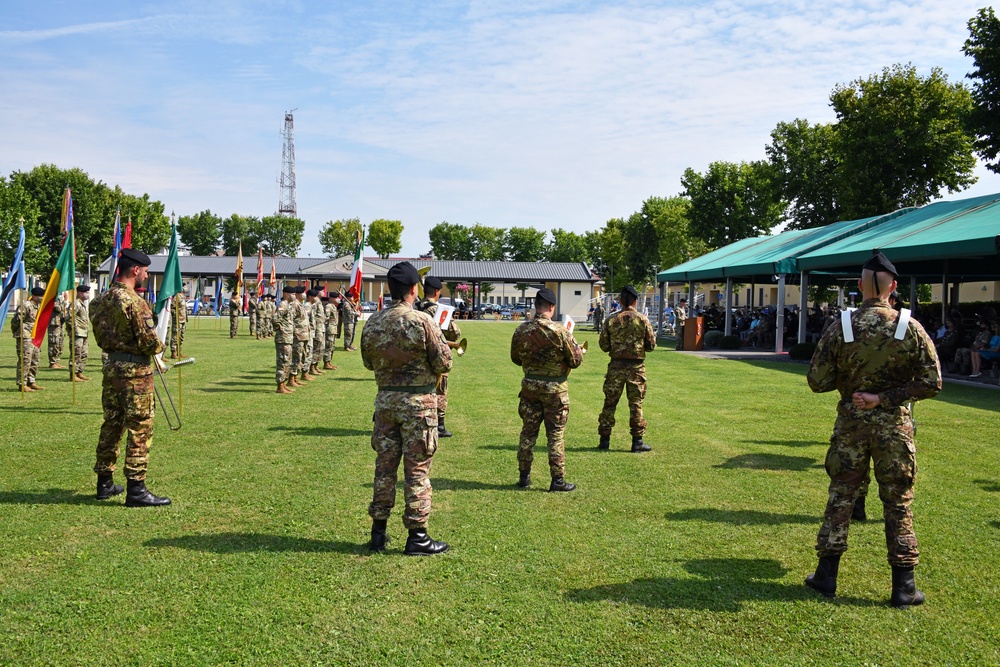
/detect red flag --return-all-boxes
[347,227,365,302]
[255,246,264,296]
[123,219,132,249]
[269,256,277,291]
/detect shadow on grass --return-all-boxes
[269,425,371,437]
[144,532,363,555]
[974,480,1000,493]
[0,405,101,414]
[0,488,96,505]
[714,453,821,471]
[990,521,1000,530]
[565,558,876,611]
[741,439,826,449]
[358,477,517,491]
[665,508,818,525]
[211,380,272,387]
[196,387,265,393]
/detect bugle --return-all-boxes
[447,338,468,356]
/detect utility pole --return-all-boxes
[278,110,297,217]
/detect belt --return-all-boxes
[379,383,437,394]
[610,358,645,365]
[107,352,151,364]
[524,374,568,383]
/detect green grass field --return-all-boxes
[1,317,999,666]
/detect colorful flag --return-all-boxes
[347,227,365,302]
[233,242,244,307]
[0,225,26,334]
[214,279,223,317]
[255,246,264,297]
[109,208,122,280]
[154,220,182,351]
[32,189,76,347]
[269,256,276,293]
[123,218,132,250]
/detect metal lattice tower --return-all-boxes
[278,109,297,217]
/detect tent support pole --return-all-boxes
[798,271,809,344]
[910,276,917,314]
[724,278,733,336]
[775,274,786,354]
[658,282,666,335]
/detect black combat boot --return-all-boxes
[805,554,840,598]
[438,418,453,438]
[852,495,867,521]
[549,477,576,492]
[369,519,388,552]
[125,479,171,507]
[96,474,124,500]
[598,435,610,450]
[518,471,531,488]
[404,529,449,556]
[631,436,651,453]
[890,566,925,608]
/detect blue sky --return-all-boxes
[2,1,998,257]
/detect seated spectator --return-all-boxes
[969,323,1000,378]
[934,319,961,367]
[955,318,994,375]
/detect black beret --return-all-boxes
[320,295,329,302]
[31,286,46,297]
[621,285,639,300]
[306,288,319,297]
[282,285,295,294]
[862,251,897,277]
[387,261,420,286]
[76,284,91,292]
[294,285,306,294]
[536,287,557,305]
[119,248,151,267]
[424,275,443,290]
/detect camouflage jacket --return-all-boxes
[303,300,315,337]
[11,299,39,338]
[341,299,358,323]
[312,299,326,338]
[291,299,309,341]
[230,298,241,318]
[247,299,257,319]
[808,298,941,410]
[89,282,164,377]
[418,298,461,342]
[325,302,339,335]
[273,299,295,344]
[593,305,604,323]
[48,300,66,329]
[72,299,89,337]
[674,305,687,325]
[510,311,583,378]
[174,296,188,324]
[600,306,656,360]
[361,300,451,389]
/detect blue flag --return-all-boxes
[0,226,26,335]
[214,280,223,316]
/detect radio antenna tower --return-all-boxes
[278,109,297,217]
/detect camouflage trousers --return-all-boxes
[71,337,88,374]
[953,347,976,373]
[275,342,292,384]
[291,340,308,375]
[598,361,647,437]
[368,390,439,529]
[436,373,449,420]
[305,338,314,369]
[170,321,186,357]
[95,373,155,480]
[517,379,569,479]
[675,324,685,350]
[816,403,919,567]
[48,328,64,365]
[343,319,356,348]
[15,338,40,386]
[249,314,256,335]
[312,334,324,367]
[230,315,239,338]
[323,334,338,362]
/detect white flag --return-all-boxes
[562,314,575,333]
[436,304,455,330]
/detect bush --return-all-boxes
[788,342,816,360]
[704,330,724,349]
[718,335,742,350]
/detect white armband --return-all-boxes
[840,308,857,343]
[894,308,911,340]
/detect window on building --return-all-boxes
[574,290,581,296]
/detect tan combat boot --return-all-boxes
[276,381,293,394]
[323,362,337,370]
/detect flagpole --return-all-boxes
[19,287,25,399]
[70,289,76,405]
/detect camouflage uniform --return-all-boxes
[324,300,340,364]
[592,303,604,333]
[808,298,941,567]
[48,299,67,365]
[89,282,165,481]
[248,298,257,336]
[229,298,240,338]
[510,312,584,479]
[303,299,315,369]
[342,298,358,349]
[674,303,687,350]
[290,298,309,375]
[954,326,992,374]
[169,296,187,358]
[598,306,656,437]
[312,298,327,368]
[12,300,41,387]
[273,297,294,384]
[361,300,452,529]
[418,297,462,422]
[71,297,90,375]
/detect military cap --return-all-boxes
[536,287,557,305]
[31,286,46,297]
[621,284,639,301]
[76,284,91,292]
[331,291,342,299]
[119,248,151,267]
[424,275,443,290]
[293,285,305,294]
[387,261,420,286]
[307,288,319,297]
[320,295,329,302]
[863,250,897,277]
[282,284,295,294]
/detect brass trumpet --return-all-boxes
[447,338,468,356]
[581,340,588,354]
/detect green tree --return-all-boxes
[367,218,403,258]
[505,226,547,262]
[546,228,588,263]
[585,219,626,293]
[479,282,495,302]
[681,160,784,248]
[118,193,170,255]
[470,224,507,261]
[515,282,531,303]
[319,217,362,257]
[964,7,1000,173]
[177,209,222,255]
[428,222,474,260]
[832,64,976,218]
[641,196,708,277]
[254,215,305,257]
[766,119,843,229]
[221,214,257,256]
[0,177,47,273]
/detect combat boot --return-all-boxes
[311,363,324,375]
[598,435,610,450]
[276,382,293,394]
[518,471,531,488]
[852,495,867,521]
[631,436,651,453]
[890,566,925,608]
[300,371,313,382]
[75,373,91,382]
[438,418,453,438]
[49,363,64,369]
[289,375,302,387]
[96,474,124,500]
[323,362,337,370]
[549,477,576,492]
[125,479,171,507]
[404,529,449,556]
[28,382,44,391]
[369,519,388,552]
[805,554,840,598]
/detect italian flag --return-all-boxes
[347,227,365,302]
[32,189,76,348]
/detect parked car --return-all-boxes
[361,301,377,312]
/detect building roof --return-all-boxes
[97,255,328,276]
[367,258,596,282]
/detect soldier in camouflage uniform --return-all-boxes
[598,285,656,453]
[805,252,941,608]
[266,294,276,337]
[592,300,604,333]
[273,285,296,393]
[674,298,688,350]
[301,287,315,381]
[257,294,270,338]
[89,248,170,507]
[510,287,584,492]
[247,291,257,337]
[229,293,241,338]
[322,294,339,370]
[70,284,92,381]
[342,295,359,350]
[48,296,67,368]
[308,289,326,375]
[169,293,187,358]
[290,286,311,384]
[362,262,452,555]
[12,286,45,391]
[418,275,461,438]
